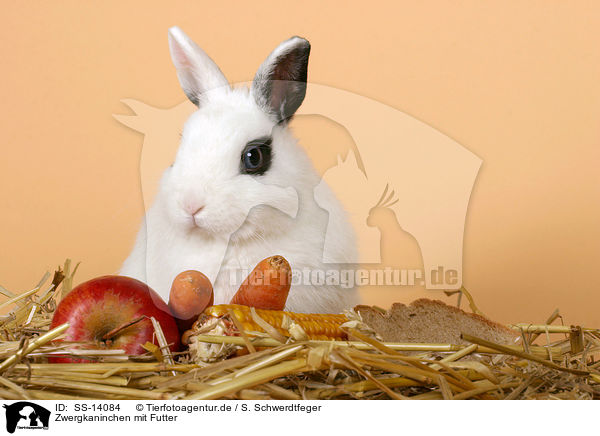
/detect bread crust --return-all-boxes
[355,298,517,345]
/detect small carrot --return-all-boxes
[168,270,214,331]
[230,255,292,310]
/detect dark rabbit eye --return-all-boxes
[241,137,272,175]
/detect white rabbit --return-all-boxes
[120,26,359,313]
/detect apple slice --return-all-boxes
[49,275,180,363]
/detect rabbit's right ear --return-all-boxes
[168,26,229,106]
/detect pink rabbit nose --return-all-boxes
[192,206,204,216]
[184,203,205,217]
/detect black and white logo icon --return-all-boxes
[3,402,50,433]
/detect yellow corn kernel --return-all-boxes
[204,304,348,340]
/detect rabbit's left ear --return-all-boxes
[168,26,229,106]
[252,37,311,123]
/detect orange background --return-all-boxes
[1,1,599,326]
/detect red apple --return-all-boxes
[49,275,180,363]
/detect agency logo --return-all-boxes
[114,27,481,303]
[3,402,50,433]
[115,85,480,290]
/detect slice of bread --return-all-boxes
[356,298,517,345]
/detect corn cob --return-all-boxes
[201,304,348,341]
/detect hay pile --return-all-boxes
[0,262,599,400]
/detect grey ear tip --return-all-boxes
[289,36,310,47]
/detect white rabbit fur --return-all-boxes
[120,27,359,313]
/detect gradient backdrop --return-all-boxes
[1,1,599,326]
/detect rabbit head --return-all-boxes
[162,27,313,242]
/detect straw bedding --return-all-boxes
[0,261,599,400]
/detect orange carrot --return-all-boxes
[168,270,214,331]
[230,255,292,310]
